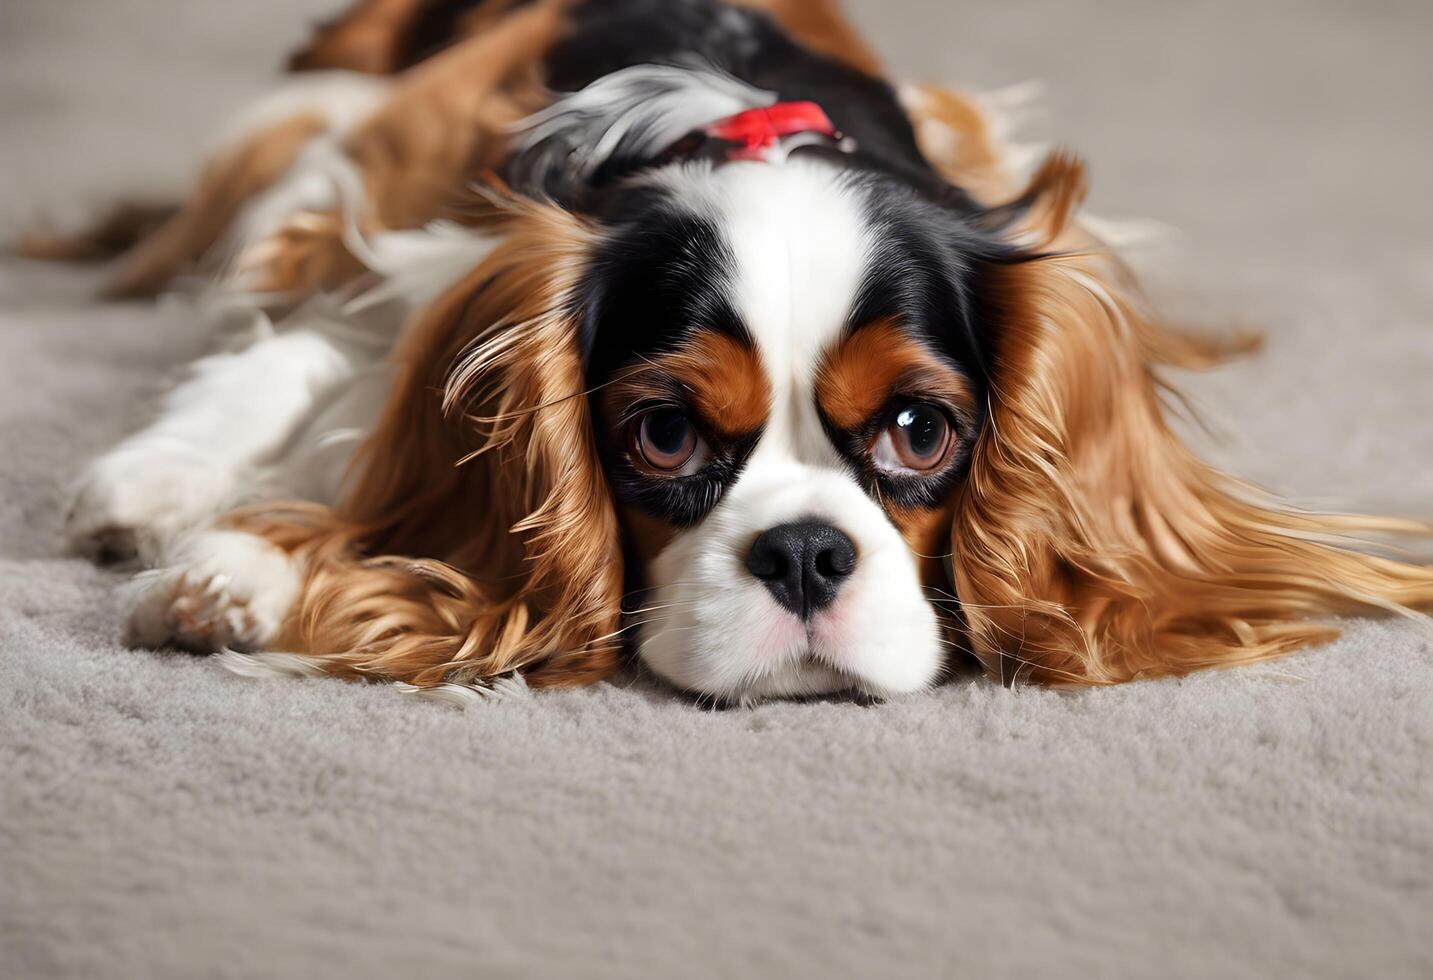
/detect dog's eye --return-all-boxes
[871,403,954,474]
[634,408,709,476]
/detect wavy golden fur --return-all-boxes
[233,196,624,688]
[947,155,1433,685]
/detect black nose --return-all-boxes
[745,520,857,619]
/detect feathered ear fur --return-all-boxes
[235,196,624,689]
[950,153,1433,684]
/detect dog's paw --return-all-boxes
[236,212,359,296]
[126,530,300,653]
[67,445,237,564]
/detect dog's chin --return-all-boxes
[635,597,945,706]
[643,647,867,706]
[711,657,862,705]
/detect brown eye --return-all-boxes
[871,404,954,474]
[635,408,709,476]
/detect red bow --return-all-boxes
[704,102,840,159]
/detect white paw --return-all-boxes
[67,444,238,563]
[126,530,300,653]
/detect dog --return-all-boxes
[22,0,1433,702]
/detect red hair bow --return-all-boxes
[704,102,840,159]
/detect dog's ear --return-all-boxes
[948,153,1433,684]
[241,198,624,690]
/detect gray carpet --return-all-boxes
[3,1,1432,977]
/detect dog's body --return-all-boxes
[31,0,1433,701]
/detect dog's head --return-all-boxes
[576,158,1004,698]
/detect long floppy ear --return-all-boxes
[950,153,1433,685]
[236,197,624,689]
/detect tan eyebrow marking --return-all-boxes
[818,320,973,601]
[603,329,772,440]
[815,319,976,431]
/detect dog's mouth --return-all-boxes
[704,649,896,707]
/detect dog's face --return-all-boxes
[582,158,998,700]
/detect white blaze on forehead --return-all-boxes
[711,160,871,388]
[657,159,873,464]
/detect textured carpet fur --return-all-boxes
[3,1,1432,977]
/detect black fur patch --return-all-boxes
[526,0,979,209]
[580,184,756,526]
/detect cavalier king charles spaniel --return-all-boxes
[23,0,1433,703]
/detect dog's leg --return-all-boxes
[246,0,566,297]
[11,73,390,296]
[106,113,332,298]
[68,314,383,565]
[7,114,319,292]
[117,216,501,655]
[125,527,304,653]
[117,320,397,653]
[120,207,625,684]
[10,202,180,263]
